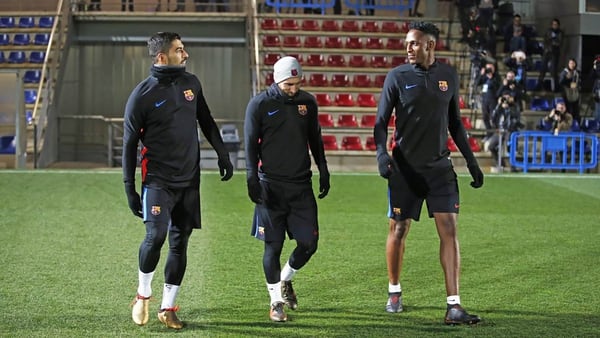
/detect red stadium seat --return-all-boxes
[468,136,481,152]
[435,39,446,51]
[262,35,280,47]
[365,37,383,49]
[357,93,377,107]
[348,55,367,67]
[309,73,328,87]
[322,134,339,150]
[374,74,386,88]
[301,19,320,31]
[337,114,359,127]
[361,21,379,32]
[401,21,410,33]
[265,72,274,86]
[360,114,377,127]
[345,37,363,49]
[305,54,325,67]
[437,57,451,65]
[321,20,339,31]
[281,19,299,30]
[327,54,346,67]
[261,18,278,30]
[382,21,401,33]
[341,136,364,150]
[370,55,389,68]
[318,113,335,127]
[459,95,467,109]
[386,38,404,50]
[263,53,281,65]
[388,114,396,127]
[391,56,407,67]
[282,36,301,47]
[461,116,473,130]
[330,74,349,87]
[315,93,332,106]
[365,136,377,150]
[286,53,303,64]
[352,74,372,88]
[325,36,343,49]
[304,36,323,48]
[335,94,355,107]
[447,137,458,152]
[341,20,359,32]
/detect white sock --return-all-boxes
[388,283,401,294]
[137,270,154,298]
[267,282,283,305]
[447,295,460,305]
[280,262,297,281]
[160,284,180,310]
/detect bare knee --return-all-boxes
[389,218,410,240]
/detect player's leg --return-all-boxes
[264,240,287,321]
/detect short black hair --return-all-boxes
[552,18,560,26]
[147,32,181,58]
[408,21,440,41]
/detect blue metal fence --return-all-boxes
[344,0,416,15]
[509,131,598,173]
[264,0,335,14]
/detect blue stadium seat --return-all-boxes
[0,135,16,154]
[526,78,538,92]
[536,118,553,131]
[12,33,30,45]
[581,119,599,133]
[8,51,26,64]
[571,119,581,132]
[38,16,54,28]
[0,33,9,45]
[33,33,49,45]
[26,110,33,124]
[530,97,551,111]
[0,17,15,28]
[24,89,37,104]
[0,51,5,63]
[18,16,35,28]
[23,70,41,83]
[29,51,45,63]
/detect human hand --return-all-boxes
[218,154,234,181]
[318,169,330,199]
[377,152,398,179]
[467,163,484,188]
[124,182,143,218]
[247,176,263,204]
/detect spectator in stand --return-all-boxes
[477,0,497,55]
[496,70,525,112]
[506,26,527,54]
[476,62,502,139]
[456,0,477,43]
[559,58,582,124]
[543,100,573,134]
[502,14,534,53]
[489,90,522,168]
[503,50,530,94]
[537,18,564,92]
[466,6,494,54]
[589,56,600,121]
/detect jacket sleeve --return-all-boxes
[307,101,327,171]
[196,85,228,157]
[244,97,261,179]
[448,70,477,166]
[122,87,143,184]
[374,72,397,157]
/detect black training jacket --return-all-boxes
[374,60,476,171]
[122,65,227,188]
[244,84,327,183]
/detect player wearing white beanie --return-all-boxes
[273,56,303,84]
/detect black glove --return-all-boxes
[124,182,143,218]
[247,176,263,204]
[318,168,330,199]
[468,163,484,188]
[218,154,234,181]
[377,152,398,179]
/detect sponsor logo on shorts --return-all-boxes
[393,207,402,215]
[151,205,161,216]
[454,203,460,209]
[258,226,265,236]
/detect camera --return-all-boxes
[484,67,493,74]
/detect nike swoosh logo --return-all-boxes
[155,99,167,107]
[405,84,417,89]
[268,109,279,116]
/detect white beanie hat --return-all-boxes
[273,56,302,83]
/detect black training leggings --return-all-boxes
[263,239,318,284]
[138,221,192,285]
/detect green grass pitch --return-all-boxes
[1,170,599,337]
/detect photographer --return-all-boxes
[544,100,573,135]
[497,70,525,112]
[559,58,581,124]
[489,91,522,168]
[504,50,530,92]
[476,62,502,139]
[537,18,563,92]
[589,56,600,121]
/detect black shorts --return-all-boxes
[142,184,201,229]
[251,179,318,243]
[387,166,459,221]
